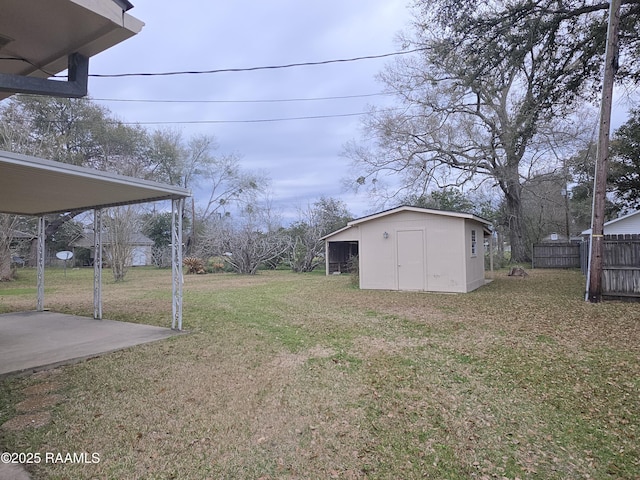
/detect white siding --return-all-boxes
[131,246,149,266]
[604,212,640,235]
[424,215,465,292]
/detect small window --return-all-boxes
[471,229,477,256]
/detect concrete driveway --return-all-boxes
[0,311,179,378]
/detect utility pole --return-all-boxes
[586,0,621,302]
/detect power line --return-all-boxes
[87,48,424,78]
[111,111,369,125]
[107,106,402,125]
[90,92,392,104]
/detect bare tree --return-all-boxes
[0,214,19,281]
[345,0,637,262]
[103,206,140,282]
[349,54,600,262]
[216,200,288,275]
[287,197,352,273]
[146,129,264,254]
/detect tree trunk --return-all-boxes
[504,185,529,263]
[0,245,12,281]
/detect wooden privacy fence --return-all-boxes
[535,236,640,299]
[532,242,581,268]
[601,235,640,299]
[578,235,640,299]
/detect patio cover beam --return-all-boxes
[94,209,103,320]
[171,198,184,330]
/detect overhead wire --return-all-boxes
[110,112,370,125]
[84,91,398,124]
[17,90,401,125]
[14,47,420,125]
[86,48,425,78]
[89,92,392,104]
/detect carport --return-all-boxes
[0,150,191,329]
[0,1,193,378]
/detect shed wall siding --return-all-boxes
[425,215,465,292]
[325,226,360,242]
[359,219,399,290]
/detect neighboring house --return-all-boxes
[581,210,640,236]
[322,206,492,293]
[71,232,154,267]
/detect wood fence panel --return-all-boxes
[532,243,581,268]
[533,236,639,298]
[602,234,640,298]
[580,240,590,275]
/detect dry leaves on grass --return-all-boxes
[1,268,638,479]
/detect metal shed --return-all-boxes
[323,206,492,293]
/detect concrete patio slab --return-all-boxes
[0,311,179,378]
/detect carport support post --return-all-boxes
[93,209,103,320]
[171,198,184,330]
[36,216,45,311]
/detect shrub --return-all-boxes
[207,257,226,273]
[183,256,206,274]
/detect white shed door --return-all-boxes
[397,230,425,290]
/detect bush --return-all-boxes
[207,257,226,273]
[183,257,206,274]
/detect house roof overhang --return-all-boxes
[0,0,143,100]
[0,150,191,216]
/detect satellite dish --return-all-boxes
[56,251,74,277]
[56,251,73,260]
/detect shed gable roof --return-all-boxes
[71,232,154,247]
[347,205,492,228]
[322,205,492,241]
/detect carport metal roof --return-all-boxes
[0,150,190,215]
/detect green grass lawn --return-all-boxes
[1,267,639,479]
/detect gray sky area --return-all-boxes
[87,0,414,221]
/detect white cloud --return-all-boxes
[87,0,413,222]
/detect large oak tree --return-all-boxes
[346,0,639,262]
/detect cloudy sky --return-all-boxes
[86,0,415,221]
